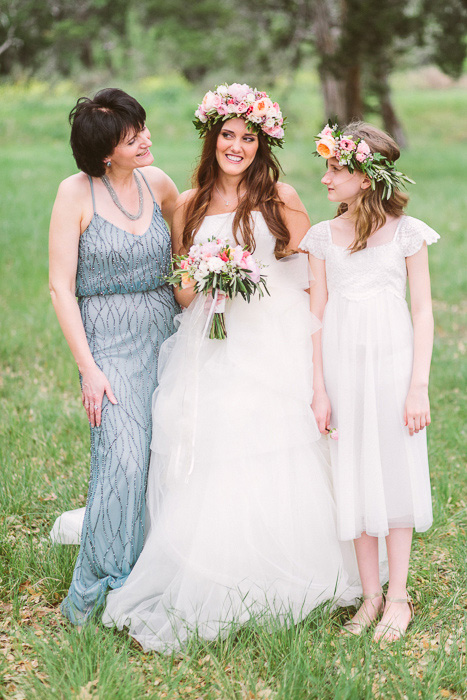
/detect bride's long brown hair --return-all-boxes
[336,121,409,253]
[182,120,291,259]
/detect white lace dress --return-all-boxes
[300,215,439,541]
[101,211,367,652]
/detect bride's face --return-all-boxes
[215,118,259,176]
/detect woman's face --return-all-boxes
[106,125,154,170]
[215,118,259,176]
[321,157,369,204]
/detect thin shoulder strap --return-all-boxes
[137,169,156,204]
[88,175,96,213]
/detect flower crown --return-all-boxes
[314,122,415,199]
[194,83,285,147]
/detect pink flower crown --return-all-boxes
[194,83,285,147]
[314,123,414,199]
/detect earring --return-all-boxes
[105,160,111,167]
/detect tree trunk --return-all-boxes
[374,70,407,147]
[344,63,364,123]
[313,0,347,123]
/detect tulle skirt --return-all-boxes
[101,283,370,652]
[323,290,433,540]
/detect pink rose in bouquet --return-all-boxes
[167,237,269,339]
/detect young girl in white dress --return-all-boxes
[101,85,364,652]
[300,122,439,642]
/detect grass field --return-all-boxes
[0,75,466,700]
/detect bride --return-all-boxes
[98,84,369,652]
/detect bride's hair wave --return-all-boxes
[182,121,291,259]
[336,121,409,253]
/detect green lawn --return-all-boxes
[0,76,465,700]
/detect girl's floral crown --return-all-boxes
[314,122,415,199]
[194,83,285,147]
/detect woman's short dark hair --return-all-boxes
[69,88,146,177]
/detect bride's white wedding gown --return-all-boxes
[93,211,374,652]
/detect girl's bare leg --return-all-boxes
[344,533,383,633]
[374,527,413,642]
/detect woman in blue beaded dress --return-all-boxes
[49,88,180,625]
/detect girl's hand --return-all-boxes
[404,385,431,436]
[312,388,332,434]
[81,365,118,428]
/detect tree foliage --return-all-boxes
[0,0,466,139]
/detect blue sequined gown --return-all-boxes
[60,171,179,624]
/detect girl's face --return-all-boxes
[215,118,259,176]
[321,157,369,205]
[105,125,154,170]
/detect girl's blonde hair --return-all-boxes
[336,121,409,253]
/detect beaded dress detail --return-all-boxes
[55,171,179,624]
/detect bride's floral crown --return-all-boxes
[194,83,285,147]
[315,122,415,199]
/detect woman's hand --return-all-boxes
[404,385,431,436]
[81,365,118,428]
[312,387,332,434]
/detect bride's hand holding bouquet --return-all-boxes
[167,237,269,339]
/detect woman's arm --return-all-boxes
[308,254,331,434]
[276,183,311,251]
[405,243,434,435]
[49,176,117,427]
[143,167,179,228]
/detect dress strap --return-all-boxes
[392,215,405,242]
[88,175,97,214]
[137,169,156,204]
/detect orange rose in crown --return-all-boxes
[316,125,336,159]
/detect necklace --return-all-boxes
[215,183,246,207]
[101,172,143,220]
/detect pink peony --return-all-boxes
[318,125,334,138]
[227,83,251,101]
[339,137,356,152]
[356,140,372,161]
[202,91,216,110]
[240,253,261,283]
[237,101,248,114]
[263,125,285,139]
[252,97,273,118]
[212,94,223,110]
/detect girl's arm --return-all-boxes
[171,191,197,308]
[308,254,331,433]
[405,242,434,435]
[49,177,117,428]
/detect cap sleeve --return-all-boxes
[299,221,330,260]
[398,216,440,257]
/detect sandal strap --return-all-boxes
[362,590,385,601]
[386,593,414,619]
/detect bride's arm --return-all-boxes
[171,191,197,308]
[276,182,310,251]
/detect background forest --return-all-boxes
[1,0,467,140]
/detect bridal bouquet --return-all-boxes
[167,237,269,339]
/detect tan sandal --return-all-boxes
[342,591,385,636]
[373,592,414,642]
